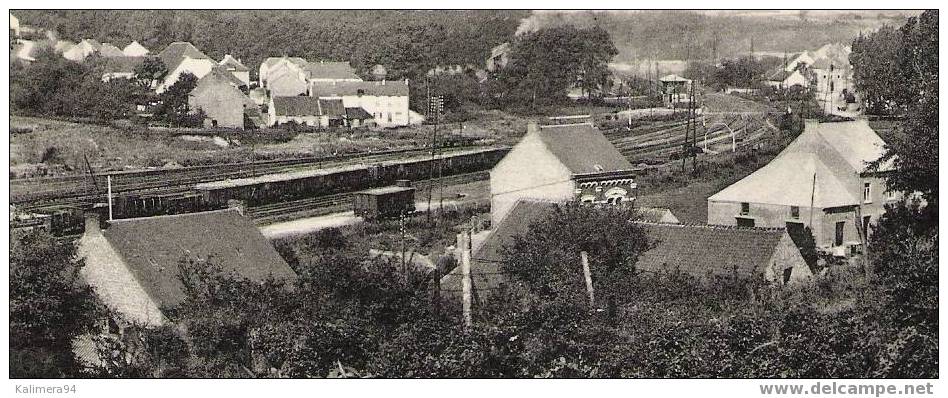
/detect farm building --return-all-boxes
[62,38,101,61]
[188,67,261,129]
[99,56,145,82]
[218,54,251,87]
[353,181,417,220]
[122,41,149,57]
[766,68,809,90]
[310,80,411,128]
[440,199,809,299]
[76,207,298,327]
[268,96,346,128]
[259,56,308,88]
[267,67,309,97]
[489,122,638,225]
[154,42,217,93]
[708,119,896,256]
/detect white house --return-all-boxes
[219,54,251,87]
[309,80,411,128]
[154,42,217,93]
[785,50,815,72]
[259,56,308,88]
[122,41,149,57]
[767,68,809,90]
[62,39,102,61]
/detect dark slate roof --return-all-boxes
[535,123,635,174]
[632,222,787,280]
[272,96,322,116]
[441,200,557,293]
[157,41,210,71]
[320,99,346,117]
[310,80,409,97]
[346,107,373,120]
[98,43,125,57]
[304,61,360,80]
[102,209,297,309]
[100,56,145,74]
[441,202,789,294]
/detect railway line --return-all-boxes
[246,171,489,225]
[12,145,495,211]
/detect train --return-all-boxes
[13,147,508,237]
[352,180,417,221]
[194,147,507,207]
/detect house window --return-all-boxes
[862,215,872,240]
[790,206,800,219]
[863,182,872,203]
[740,202,750,215]
[737,217,755,228]
[783,268,793,284]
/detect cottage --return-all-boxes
[345,106,375,128]
[219,54,251,87]
[100,56,145,82]
[189,67,259,129]
[62,38,101,61]
[267,68,309,97]
[154,42,217,93]
[310,80,411,128]
[784,50,815,72]
[489,122,638,225]
[98,43,125,57]
[122,41,149,57]
[440,199,809,298]
[259,56,308,88]
[708,119,896,256]
[659,74,692,107]
[268,96,346,128]
[766,68,808,90]
[76,207,298,327]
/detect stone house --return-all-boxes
[488,122,638,225]
[259,56,308,88]
[219,54,251,87]
[268,96,346,128]
[154,42,217,93]
[189,67,259,129]
[708,119,896,256]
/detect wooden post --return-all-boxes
[580,251,595,308]
[461,228,473,331]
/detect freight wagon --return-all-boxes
[352,180,416,220]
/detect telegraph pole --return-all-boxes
[690,81,698,173]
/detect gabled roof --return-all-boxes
[122,41,149,56]
[319,98,346,117]
[157,41,210,72]
[262,56,308,69]
[310,80,409,97]
[767,69,793,82]
[346,107,373,120]
[272,96,324,116]
[441,199,557,292]
[709,120,890,207]
[304,61,360,80]
[441,200,791,293]
[98,43,125,57]
[532,123,635,175]
[219,54,250,72]
[100,56,145,74]
[190,67,252,101]
[633,222,788,280]
[635,207,680,224]
[100,209,297,309]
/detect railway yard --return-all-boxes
[10,99,783,236]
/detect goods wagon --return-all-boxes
[353,180,416,220]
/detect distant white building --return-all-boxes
[219,54,251,87]
[63,39,102,61]
[154,42,217,93]
[10,13,20,38]
[122,41,149,57]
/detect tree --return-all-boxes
[502,203,651,321]
[133,56,168,89]
[850,26,902,114]
[155,72,200,127]
[10,230,100,377]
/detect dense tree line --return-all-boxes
[15,10,525,81]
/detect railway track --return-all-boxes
[247,171,489,225]
[12,145,494,211]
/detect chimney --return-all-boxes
[84,203,108,236]
[227,199,247,216]
[527,121,540,135]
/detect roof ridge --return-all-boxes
[631,220,786,232]
[108,208,239,224]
